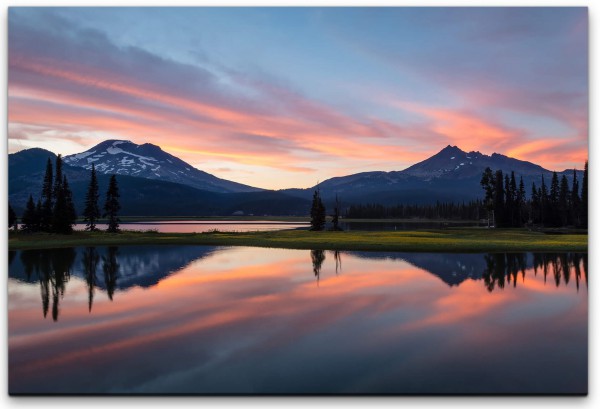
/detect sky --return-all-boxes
[8,7,588,190]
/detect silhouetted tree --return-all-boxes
[40,158,54,231]
[331,194,342,231]
[310,188,326,231]
[104,175,121,233]
[571,169,581,227]
[517,176,526,226]
[480,167,495,227]
[83,164,101,231]
[21,195,39,232]
[548,172,560,226]
[52,175,76,234]
[540,175,549,226]
[9,203,17,230]
[581,161,588,228]
[494,170,505,227]
[558,175,570,226]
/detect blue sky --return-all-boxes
[8,7,588,189]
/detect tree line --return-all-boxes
[480,161,587,228]
[344,200,485,220]
[8,156,122,234]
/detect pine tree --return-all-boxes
[530,182,539,224]
[63,176,77,228]
[581,161,588,228]
[517,176,526,226]
[104,175,121,233]
[83,164,101,231]
[540,175,548,226]
[40,158,54,232]
[571,169,580,227]
[35,199,43,231]
[480,167,495,227]
[559,174,570,226]
[549,172,560,226]
[493,170,505,227]
[21,195,38,232]
[9,203,17,230]
[331,194,341,231]
[310,188,326,231]
[52,176,75,234]
[53,154,63,199]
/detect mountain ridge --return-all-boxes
[63,139,262,194]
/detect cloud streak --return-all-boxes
[8,7,588,189]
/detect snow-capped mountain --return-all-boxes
[283,145,583,205]
[64,140,261,193]
[401,145,547,180]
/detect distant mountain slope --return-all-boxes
[9,143,584,216]
[8,148,309,216]
[64,140,261,193]
[284,145,583,206]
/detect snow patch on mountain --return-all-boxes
[63,139,261,193]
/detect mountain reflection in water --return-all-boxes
[8,246,587,394]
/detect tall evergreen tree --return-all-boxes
[9,203,17,231]
[530,182,539,224]
[480,167,495,227]
[53,154,63,199]
[63,176,77,227]
[40,158,54,232]
[493,170,505,227]
[581,161,588,228]
[559,174,570,226]
[571,169,580,227]
[104,175,121,233]
[309,188,326,231]
[83,164,101,231]
[331,194,341,231]
[21,195,38,232]
[540,175,548,226]
[549,172,560,226]
[517,176,526,226]
[52,176,75,234]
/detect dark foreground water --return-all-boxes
[8,246,587,395]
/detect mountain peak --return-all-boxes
[63,139,261,193]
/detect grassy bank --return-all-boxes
[8,228,587,252]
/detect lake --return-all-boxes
[71,220,481,233]
[8,246,587,394]
[73,220,309,233]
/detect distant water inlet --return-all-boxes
[8,246,587,394]
[73,220,310,233]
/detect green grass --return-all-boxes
[8,228,587,252]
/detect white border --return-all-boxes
[1,1,595,408]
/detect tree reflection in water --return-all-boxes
[20,248,76,321]
[311,249,326,285]
[103,247,119,301]
[484,252,587,292]
[13,248,587,321]
[83,247,99,312]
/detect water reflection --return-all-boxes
[8,246,587,394]
[11,246,221,320]
[310,249,325,284]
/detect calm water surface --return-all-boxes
[73,220,309,233]
[8,246,587,394]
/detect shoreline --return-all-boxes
[8,228,588,252]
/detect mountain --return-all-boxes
[8,148,310,216]
[9,142,583,216]
[284,145,583,206]
[64,140,261,193]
